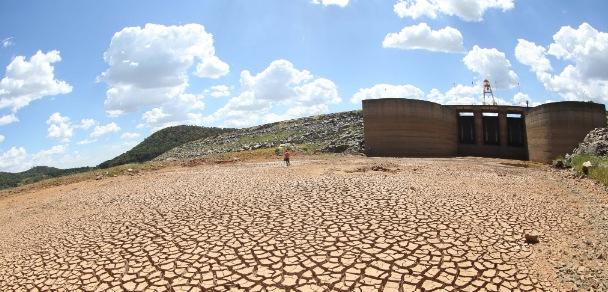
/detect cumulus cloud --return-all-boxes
[32,145,67,165]
[0,135,5,143]
[46,112,74,142]
[207,85,231,98]
[515,23,608,102]
[0,146,28,172]
[208,60,341,128]
[138,93,206,130]
[463,46,518,89]
[0,114,18,126]
[394,0,514,22]
[351,84,424,104]
[0,144,82,172]
[383,23,464,53]
[99,23,228,121]
[512,92,537,106]
[514,39,552,74]
[78,118,97,129]
[0,50,72,120]
[352,82,521,106]
[311,0,349,7]
[90,122,120,138]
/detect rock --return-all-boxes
[552,159,565,169]
[155,110,365,161]
[127,168,134,172]
[572,128,608,156]
[525,234,540,244]
[95,175,103,180]
[582,161,592,175]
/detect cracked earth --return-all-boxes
[1,157,607,291]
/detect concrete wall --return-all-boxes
[526,101,606,162]
[448,106,529,160]
[363,99,457,156]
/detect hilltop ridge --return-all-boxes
[157,110,364,161]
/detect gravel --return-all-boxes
[156,111,364,161]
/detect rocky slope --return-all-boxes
[156,110,363,160]
[99,125,232,168]
[571,127,608,156]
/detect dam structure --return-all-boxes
[363,99,606,162]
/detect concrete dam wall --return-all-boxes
[363,99,606,162]
[363,99,457,157]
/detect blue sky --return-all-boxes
[0,0,607,171]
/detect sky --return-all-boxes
[0,0,607,172]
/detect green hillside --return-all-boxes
[98,125,232,168]
[0,166,93,189]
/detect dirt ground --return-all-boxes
[0,156,607,291]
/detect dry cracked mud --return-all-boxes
[1,157,607,291]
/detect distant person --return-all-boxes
[283,150,291,167]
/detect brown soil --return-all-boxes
[0,156,606,291]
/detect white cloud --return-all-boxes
[383,23,464,53]
[514,39,552,73]
[0,135,5,143]
[394,0,514,22]
[77,139,97,145]
[463,46,518,89]
[32,145,67,165]
[515,23,608,102]
[46,112,74,142]
[90,122,120,138]
[311,0,349,7]
[139,93,206,130]
[208,85,231,98]
[0,50,72,118]
[1,37,13,48]
[512,92,538,107]
[121,132,140,140]
[0,144,87,172]
[208,60,341,128]
[194,55,230,79]
[0,146,28,172]
[351,84,425,104]
[352,82,517,106]
[99,23,228,118]
[78,118,97,129]
[0,114,18,126]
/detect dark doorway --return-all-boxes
[483,113,499,145]
[507,114,525,147]
[458,113,475,144]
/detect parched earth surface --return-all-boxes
[0,157,607,291]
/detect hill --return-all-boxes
[0,166,93,189]
[98,125,232,168]
[156,110,363,161]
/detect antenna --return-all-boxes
[482,79,496,105]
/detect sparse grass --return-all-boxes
[236,130,297,145]
[565,154,608,186]
[0,161,176,198]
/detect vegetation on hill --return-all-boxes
[98,125,232,168]
[0,166,93,189]
[157,111,364,161]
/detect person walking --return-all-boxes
[283,149,291,167]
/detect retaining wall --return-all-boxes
[526,101,606,162]
[363,99,458,156]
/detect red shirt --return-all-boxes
[284,152,290,159]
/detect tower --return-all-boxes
[482,79,496,105]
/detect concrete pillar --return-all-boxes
[499,112,508,147]
[474,111,483,145]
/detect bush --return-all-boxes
[567,154,608,185]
